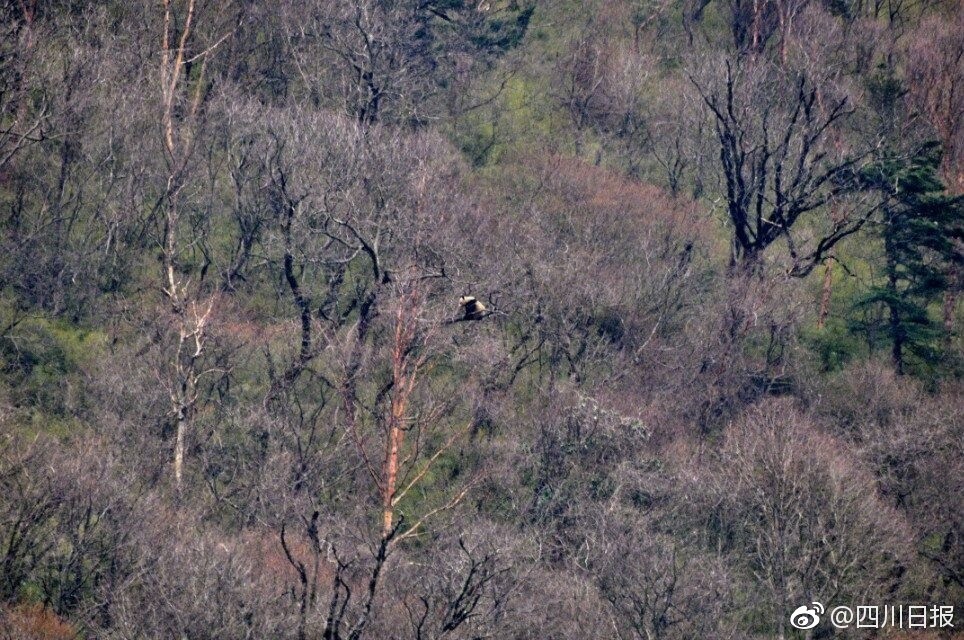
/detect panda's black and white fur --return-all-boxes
[459,295,487,320]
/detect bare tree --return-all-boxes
[815,362,964,598]
[690,56,881,275]
[687,401,912,640]
[0,434,59,602]
[0,0,47,175]
[1,3,960,640]
[593,529,736,640]
[343,273,478,544]
[282,0,534,125]
[156,0,235,490]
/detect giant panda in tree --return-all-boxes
[458,295,487,321]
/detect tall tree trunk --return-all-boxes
[751,0,762,50]
[817,257,834,329]
[174,408,186,488]
[885,229,905,375]
[382,407,402,537]
[890,303,904,375]
[382,299,414,538]
[943,267,958,341]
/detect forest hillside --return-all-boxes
[0,0,962,638]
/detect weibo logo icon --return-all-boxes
[790,602,825,629]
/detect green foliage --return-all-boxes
[853,141,963,376]
[1,1,961,637]
[453,74,570,165]
[469,2,535,53]
[803,317,865,371]
[866,63,906,115]
[0,310,106,423]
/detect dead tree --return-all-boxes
[691,59,880,276]
[158,0,232,490]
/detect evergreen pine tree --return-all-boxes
[854,142,963,375]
